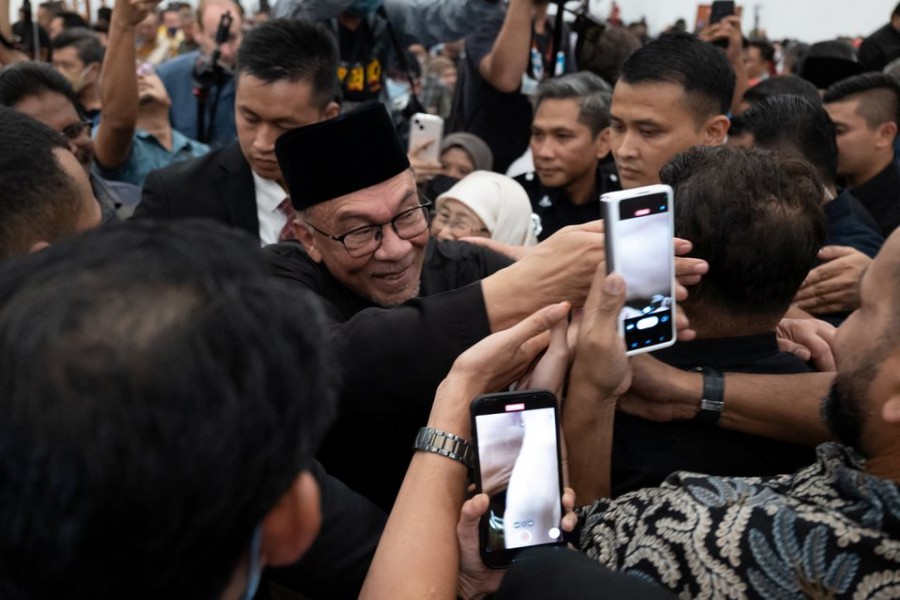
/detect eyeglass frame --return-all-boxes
[430,211,489,237]
[305,200,433,258]
[61,120,92,141]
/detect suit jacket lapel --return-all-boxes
[214,142,260,239]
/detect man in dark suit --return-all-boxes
[136,18,340,244]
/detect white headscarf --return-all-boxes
[436,171,538,247]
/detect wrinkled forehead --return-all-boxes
[311,171,419,223]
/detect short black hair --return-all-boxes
[236,18,338,109]
[0,106,83,261]
[619,32,735,120]
[51,27,105,65]
[824,72,900,133]
[661,146,826,329]
[893,1,900,18]
[52,10,89,30]
[730,95,839,186]
[741,75,821,108]
[748,39,776,64]
[0,220,337,599]
[0,61,83,119]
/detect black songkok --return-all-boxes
[275,102,411,210]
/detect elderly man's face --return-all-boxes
[295,170,430,307]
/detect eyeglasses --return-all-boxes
[307,201,432,258]
[431,211,488,236]
[61,120,92,141]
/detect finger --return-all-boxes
[459,236,528,261]
[777,338,812,362]
[675,310,695,342]
[564,219,605,234]
[526,315,571,392]
[562,486,576,510]
[560,487,578,533]
[817,245,855,261]
[410,139,435,154]
[677,274,703,287]
[675,282,688,302]
[674,256,708,279]
[673,237,693,256]
[458,493,490,545]
[512,302,571,350]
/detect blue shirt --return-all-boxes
[156,50,236,148]
[94,127,209,187]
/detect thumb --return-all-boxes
[458,493,490,540]
[583,265,626,322]
[817,245,854,261]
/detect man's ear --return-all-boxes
[594,127,611,160]
[28,240,50,254]
[324,101,341,120]
[703,115,732,147]
[875,121,898,150]
[293,218,323,262]
[261,470,322,567]
[85,61,101,84]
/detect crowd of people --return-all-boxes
[3,0,900,598]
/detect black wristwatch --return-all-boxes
[690,367,725,426]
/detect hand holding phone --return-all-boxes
[601,184,676,355]
[710,0,735,24]
[471,390,565,568]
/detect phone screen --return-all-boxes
[472,392,563,567]
[607,191,675,353]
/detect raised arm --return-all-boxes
[382,0,503,49]
[475,0,535,93]
[360,302,570,599]
[563,268,630,503]
[94,0,160,170]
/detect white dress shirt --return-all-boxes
[253,172,289,246]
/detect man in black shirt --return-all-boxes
[270,102,608,509]
[611,146,827,496]
[514,71,615,240]
[825,72,900,237]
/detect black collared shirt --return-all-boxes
[515,162,621,241]
[611,332,816,498]
[849,159,900,238]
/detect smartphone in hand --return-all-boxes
[471,390,565,569]
[601,184,676,356]
[407,113,444,163]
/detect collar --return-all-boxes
[653,332,782,369]
[134,127,198,153]
[252,171,288,213]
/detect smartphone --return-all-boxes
[601,184,676,356]
[471,390,565,569]
[407,113,444,163]
[710,0,735,24]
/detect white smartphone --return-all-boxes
[408,113,444,163]
[471,390,565,569]
[601,184,677,355]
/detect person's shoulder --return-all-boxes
[156,51,200,78]
[146,143,237,183]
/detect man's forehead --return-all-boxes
[611,80,698,121]
[16,92,80,126]
[320,176,418,222]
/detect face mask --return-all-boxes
[385,77,410,102]
[241,524,264,600]
[346,0,383,17]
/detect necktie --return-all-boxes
[278,197,298,242]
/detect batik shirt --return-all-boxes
[578,443,900,599]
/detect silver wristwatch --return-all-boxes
[414,427,475,469]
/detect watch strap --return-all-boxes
[691,367,724,426]
[414,426,475,469]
